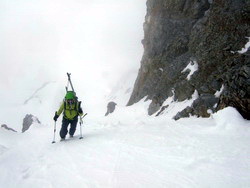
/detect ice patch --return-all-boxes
[207,109,213,115]
[181,60,198,80]
[214,85,224,98]
[238,37,250,54]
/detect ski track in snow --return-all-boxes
[0,109,250,188]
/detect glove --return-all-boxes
[53,112,59,121]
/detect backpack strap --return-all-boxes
[63,99,80,118]
[64,100,66,110]
[63,100,66,117]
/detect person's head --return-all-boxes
[65,91,76,105]
[67,99,75,105]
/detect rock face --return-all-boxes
[105,102,117,116]
[22,114,41,133]
[1,124,17,132]
[128,0,250,119]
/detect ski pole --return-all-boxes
[79,113,87,139]
[52,121,56,144]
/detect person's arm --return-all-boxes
[54,102,64,121]
[56,102,64,116]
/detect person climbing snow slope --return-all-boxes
[53,91,83,140]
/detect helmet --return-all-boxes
[65,91,76,100]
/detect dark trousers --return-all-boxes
[60,117,78,138]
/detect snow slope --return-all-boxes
[0,103,249,188]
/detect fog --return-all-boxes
[0,0,146,129]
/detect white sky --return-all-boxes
[0,0,146,127]
[0,0,146,86]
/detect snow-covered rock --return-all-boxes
[212,107,249,131]
[105,101,117,116]
[1,124,17,132]
[22,114,41,133]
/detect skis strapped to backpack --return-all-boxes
[64,73,82,115]
[66,72,75,93]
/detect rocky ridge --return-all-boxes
[1,124,17,132]
[128,0,250,119]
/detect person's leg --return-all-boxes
[69,117,78,136]
[60,118,70,139]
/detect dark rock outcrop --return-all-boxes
[1,124,17,132]
[174,94,219,120]
[22,114,41,133]
[128,0,250,119]
[105,102,117,116]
